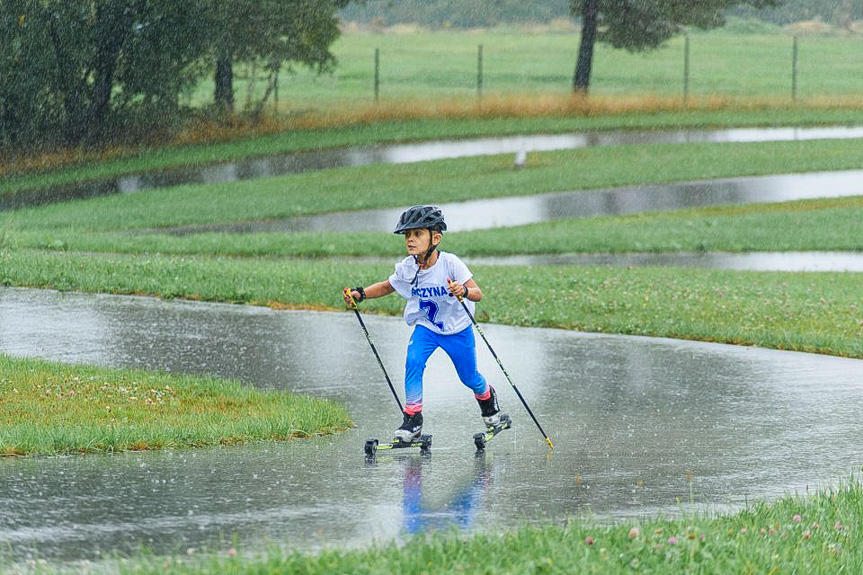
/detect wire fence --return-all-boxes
[243,32,863,111]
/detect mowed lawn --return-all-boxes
[3,135,863,358]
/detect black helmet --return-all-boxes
[393,205,447,234]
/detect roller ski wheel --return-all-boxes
[474,413,512,451]
[363,434,432,458]
[474,432,487,450]
[364,439,379,457]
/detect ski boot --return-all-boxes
[474,387,511,450]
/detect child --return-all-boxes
[344,204,503,442]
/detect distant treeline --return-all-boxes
[340,0,863,28]
[339,0,572,28]
[729,0,862,27]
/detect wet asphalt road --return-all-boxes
[1,287,862,563]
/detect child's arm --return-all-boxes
[343,280,395,306]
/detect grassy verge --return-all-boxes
[16,195,863,258]
[5,138,863,235]
[3,104,863,194]
[3,250,862,358]
[0,355,352,456]
[123,479,862,574]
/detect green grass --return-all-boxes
[0,355,352,456]
[10,195,863,258]
[3,137,863,358]
[222,30,863,106]
[4,139,863,264]
[3,250,862,358]
[5,138,863,236]
[117,478,863,573]
[4,106,863,195]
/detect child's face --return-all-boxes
[404,229,440,256]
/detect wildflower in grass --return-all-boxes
[739,527,747,534]
[667,536,677,545]
[760,528,767,535]
[628,527,640,539]
[803,530,811,540]
[793,514,802,523]
[584,536,594,545]
[835,521,844,531]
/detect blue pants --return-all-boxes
[404,325,487,413]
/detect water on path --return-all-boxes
[155,169,863,235]
[4,126,863,211]
[1,288,861,564]
[465,251,863,272]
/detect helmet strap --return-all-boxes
[411,229,439,285]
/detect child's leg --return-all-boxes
[439,326,488,398]
[404,325,441,414]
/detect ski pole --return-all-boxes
[450,281,554,450]
[344,287,404,412]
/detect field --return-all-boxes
[4,136,863,358]
[194,28,863,108]
[3,26,863,573]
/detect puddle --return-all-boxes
[153,169,863,235]
[1,287,862,563]
[465,251,863,272]
[4,125,863,211]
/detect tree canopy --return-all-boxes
[0,0,349,151]
[206,0,347,113]
[340,0,859,29]
[570,0,782,93]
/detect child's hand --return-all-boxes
[446,278,466,299]
[343,287,360,307]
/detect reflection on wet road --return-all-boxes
[154,169,863,235]
[464,251,863,272]
[4,126,863,211]
[2,287,862,564]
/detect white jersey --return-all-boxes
[388,251,475,335]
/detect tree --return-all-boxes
[570,0,782,94]
[0,1,208,149]
[207,0,352,114]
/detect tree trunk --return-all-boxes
[86,3,134,146]
[839,0,852,31]
[573,0,598,94]
[89,44,122,144]
[47,16,88,145]
[214,49,234,113]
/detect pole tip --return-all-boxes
[546,437,555,450]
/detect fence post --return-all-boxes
[792,36,798,101]
[374,47,380,103]
[683,35,690,105]
[477,44,484,100]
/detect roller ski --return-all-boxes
[473,386,511,450]
[474,413,512,450]
[364,434,432,457]
[365,411,431,458]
